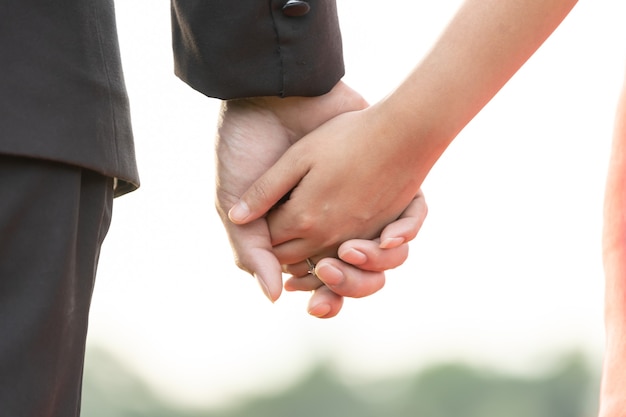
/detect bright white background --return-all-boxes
[89,0,626,408]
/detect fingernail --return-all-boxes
[380,237,405,249]
[339,248,367,265]
[254,274,275,303]
[317,263,344,287]
[308,303,331,318]
[229,201,250,223]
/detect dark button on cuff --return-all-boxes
[282,0,310,17]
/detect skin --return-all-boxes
[216,81,427,318]
[599,73,626,417]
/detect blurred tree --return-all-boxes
[81,348,194,417]
[81,347,598,417]
[397,352,595,417]
[222,365,377,417]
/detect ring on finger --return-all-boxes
[306,258,318,279]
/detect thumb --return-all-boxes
[379,190,428,249]
[247,250,284,303]
[228,149,308,224]
[224,217,285,302]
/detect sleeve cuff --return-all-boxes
[171,0,345,99]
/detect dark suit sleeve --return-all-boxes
[171,0,344,99]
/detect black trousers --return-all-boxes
[0,155,114,416]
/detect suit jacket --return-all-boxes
[0,0,344,197]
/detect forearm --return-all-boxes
[373,0,578,176]
[604,80,626,332]
[599,73,626,417]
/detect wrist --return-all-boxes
[236,81,368,139]
[367,96,451,184]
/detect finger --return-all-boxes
[329,191,425,271]
[283,258,325,292]
[282,259,312,277]
[379,190,428,249]
[224,218,284,302]
[314,258,386,298]
[284,274,324,292]
[337,240,410,271]
[228,149,309,225]
[307,286,344,319]
[273,191,425,270]
[272,239,330,266]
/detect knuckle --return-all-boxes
[292,211,316,233]
[249,180,271,207]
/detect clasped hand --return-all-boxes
[216,81,426,318]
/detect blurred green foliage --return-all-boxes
[81,348,598,417]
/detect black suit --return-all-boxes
[0,0,344,197]
[0,1,343,415]
[171,0,344,100]
[0,0,138,195]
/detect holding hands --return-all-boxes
[217,0,579,319]
[216,81,426,318]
